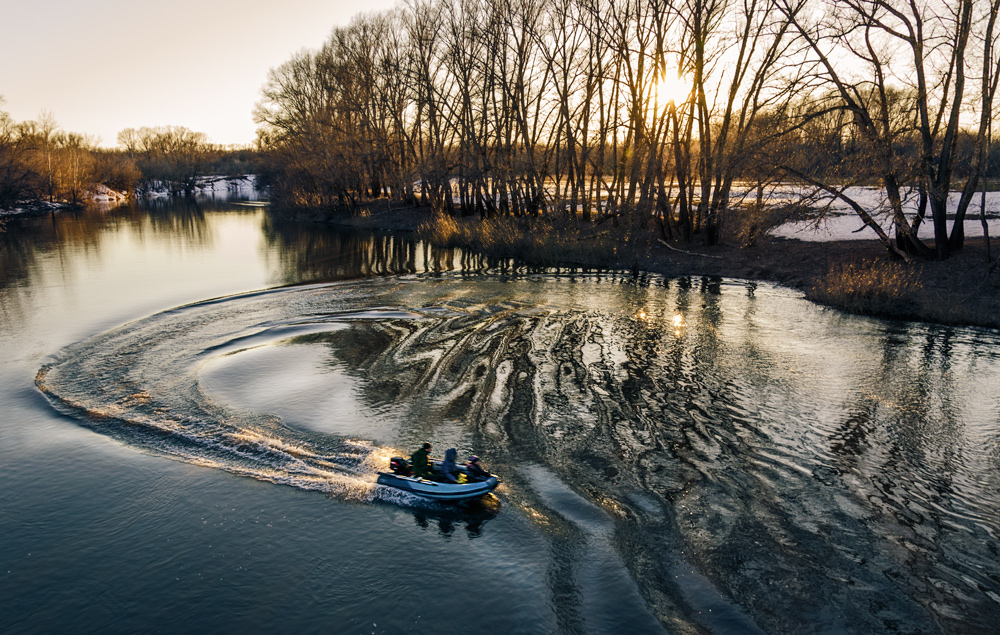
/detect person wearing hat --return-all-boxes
[465,454,491,481]
[410,442,433,479]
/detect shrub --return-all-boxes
[418,213,465,247]
[417,213,623,266]
[724,202,803,248]
[810,258,923,316]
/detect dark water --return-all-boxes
[3,199,1000,634]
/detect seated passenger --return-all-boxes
[465,455,491,481]
[440,448,460,483]
[410,442,433,479]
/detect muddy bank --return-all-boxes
[274,201,1000,330]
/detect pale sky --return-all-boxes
[0,0,400,147]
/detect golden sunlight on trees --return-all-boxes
[0,98,39,209]
[52,131,99,205]
[0,101,101,208]
[0,96,248,210]
[117,126,213,195]
[776,0,1000,259]
[253,0,1000,259]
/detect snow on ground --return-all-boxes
[769,186,1000,242]
[9,178,996,244]
[138,175,260,200]
[195,174,257,193]
[1,175,263,217]
[91,184,128,203]
[191,174,263,202]
[774,212,1000,242]
[0,200,66,217]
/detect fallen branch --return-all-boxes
[658,238,724,259]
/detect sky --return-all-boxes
[0,0,400,147]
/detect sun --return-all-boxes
[654,71,692,107]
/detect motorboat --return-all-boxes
[377,456,500,501]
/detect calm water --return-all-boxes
[3,198,1000,634]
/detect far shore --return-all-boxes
[6,194,996,330]
[274,199,1000,331]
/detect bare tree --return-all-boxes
[951,0,1000,252]
[777,0,996,260]
[116,126,210,195]
[664,0,807,245]
[0,98,42,209]
[34,111,59,203]
[52,131,98,204]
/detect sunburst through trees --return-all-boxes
[252,0,1000,259]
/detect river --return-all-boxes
[2,196,999,634]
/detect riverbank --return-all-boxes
[250,200,999,330]
[0,175,257,222]
[0,199,78,219]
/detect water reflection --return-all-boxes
[261,218,425,282]
[0,198,220,288]
[825,320,1000,625]
[276,277,1000,632]
[15,200,1000,633]
[406,497,500,539]
[261,215,626,284]
[123,196,212,242]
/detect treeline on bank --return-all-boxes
[0,105,258,209]
[254,0,1000,259]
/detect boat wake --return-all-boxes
[35,280,443,502]
[34,274,582,504]
[35,272,1000,632]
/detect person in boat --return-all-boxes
[465,455,491,481]
[410,442,433,479]
[440,448,460,483]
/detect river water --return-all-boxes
[3,197,1000,634]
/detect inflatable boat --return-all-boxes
[377,457,500,501]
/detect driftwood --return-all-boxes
[657,238,724,259]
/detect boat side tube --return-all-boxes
[376,473,500,501]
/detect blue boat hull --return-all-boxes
[376,472,500,501]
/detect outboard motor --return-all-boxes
[389,457,412,476]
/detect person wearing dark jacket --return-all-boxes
[410,442,433,479]
[440,448,460,483]
[465,455,491,481]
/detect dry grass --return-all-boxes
[417,213,632,267]
[293,200,1000,329]
[723,203,801,248]
[809,258,924,317]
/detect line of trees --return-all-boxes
[1,104,112,208]
[0,99,256,210]
[254,0,1000,259]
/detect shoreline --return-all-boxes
[0,199,80,218]
[276,200,1000,331]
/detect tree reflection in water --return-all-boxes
[290,275,1000,633]
[20,202,1000,633]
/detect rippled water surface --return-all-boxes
[4,199,1000,633]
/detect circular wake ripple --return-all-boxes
[34,273,652,501]
[35,282,412,499]
[35,273,1000,632]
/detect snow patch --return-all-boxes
[771,186,1000,242]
